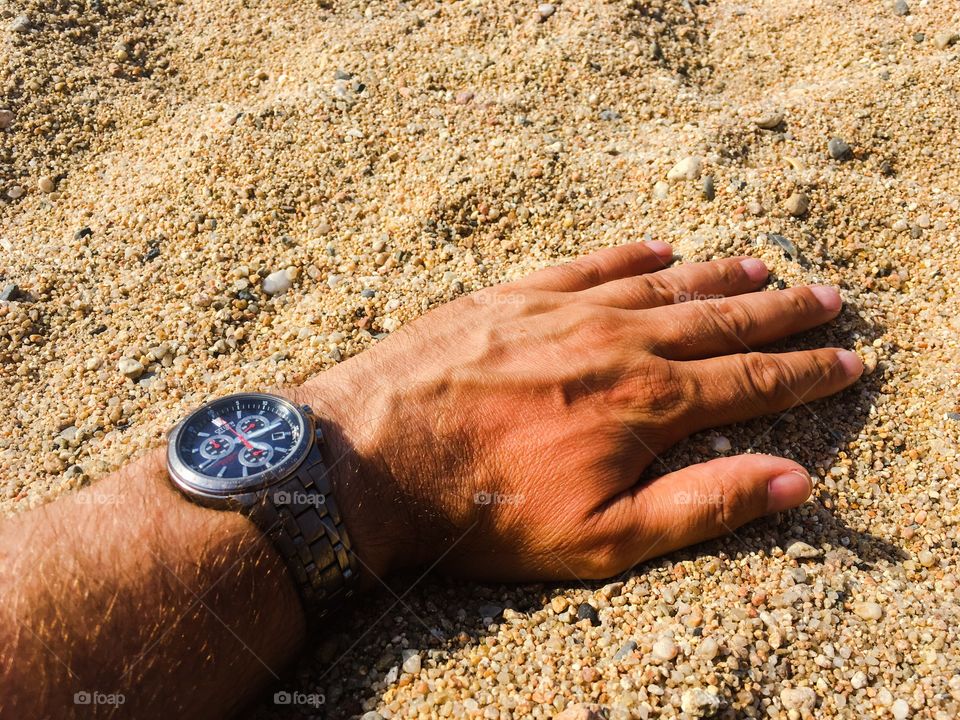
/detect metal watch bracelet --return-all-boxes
[250,425,359,621]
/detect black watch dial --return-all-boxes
[173,394,308,490]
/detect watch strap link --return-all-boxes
[252,435,357,620]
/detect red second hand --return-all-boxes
[217,417,256,451]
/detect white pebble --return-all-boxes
[262,269,293,296]
[117,357,144,379]
[651,637,678,661]
[853,601,883,621]
[711,435,731,453]
[780,687,817,712]
[38,176,55,194]
[667,156,703,183]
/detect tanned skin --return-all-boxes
[0,243,862,717]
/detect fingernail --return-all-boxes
[809,285,842,312]
[767,469,812,513]
[646,241,673,257]
[739,257,769,283]
[836,349,864,378]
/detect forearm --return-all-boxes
[0,449,305,718]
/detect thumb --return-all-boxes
[607,454,812,566]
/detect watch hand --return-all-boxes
[246,421,282,440]
[214,417,255,451]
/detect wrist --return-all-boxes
[282,374,419,585]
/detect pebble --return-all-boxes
[576,603,600,626]
[478,604,502,621]
[851,671,868,689]
[537,3,556,21]
[0,109,13,129]
[7,186,24,200]
[766,233,799,260]
[8,14,30,33]
[360,713,384,720]
[37,176,55,194]
[917,549,936,568]
[786,540,822,560]
[861,347,879,375]
[666,156,703,183]
[780,687,817,713]
[262,268,293,296]
[828,137,852,160]
[753,111,783,129]
[680,688,721,718]
[598,109,619,121]
[852,602,883,621]
[652,180,670,199]
[696,637,720,660]
[117,357,144,380]
[652,637,679,661]
[784,192,810,217]
[401,650,421,674]
[933,32,958,50]
[702,175,715,201]
[0,284,20,302]
[891,699,910,719]
[711,435,731,453]
[892,0,909,16]
[555,706,602,720]
[551,595,569,613]
[613,639,637,661]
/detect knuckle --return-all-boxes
[712,298,755,338]
[639,275,679,306]
[741,352,785,402]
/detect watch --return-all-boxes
[166,391,358,621]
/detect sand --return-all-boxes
[2,0,959,717]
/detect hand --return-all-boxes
[296,242,862,582]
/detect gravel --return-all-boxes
[3,0,960,718]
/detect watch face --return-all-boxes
[169,393,310,496]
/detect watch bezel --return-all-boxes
[167,392,312,500]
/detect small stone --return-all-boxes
[551,596,570,614]
[84,357,102,371]
[0,109,13,129]
[555,706,602,720]
[667,156,703,183]
[652,180,670,199]
[851,671,868,689]
[753,111,783,129]
[917,549,936,568]
[0,284,20,302]
[702,175,715,201]
[852,601,883,621]
[262,269,293,296]
[7,186,24,200]
[613,639,637,661]
[361,713,384,720]
[652,637,679,661]
[933,32,958,50]
[861,348,879,375]
[401,650,421,674]
[360,288,376,298]
[38,176,55,194]
[8,14,30,33]
[892,0,909,15]
[785,192,810,217]
[576,603,600,626]
[891,699,910,719]
[537,3,556,21]
[696,636,720,659]
[767,233,798,260]
[118,357,144,380]
[780,687,817,712]
[681,688,721,718]
[478,604,502,620]
[786,540,822,560]
[75,226,93,240]
[599,109,620,121]
[455,90,474,104]
[581,666,600,683]
[711,435,731,453]
[828,137,852,160]
[600,581,624,599]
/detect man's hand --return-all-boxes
[299,242,862,582]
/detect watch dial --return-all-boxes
[176,395,305,481]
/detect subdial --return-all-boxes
[239,442,273,468]
[237,414,270,436]
[199,434,235,461]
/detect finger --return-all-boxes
[678,348,863,431]
[521,241,674,292]
[649,285,843,359]
[601,454,812,567]
[578,256,769,309]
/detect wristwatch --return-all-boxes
[166,392,358,621]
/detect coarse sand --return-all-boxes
[2,0,959,717]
